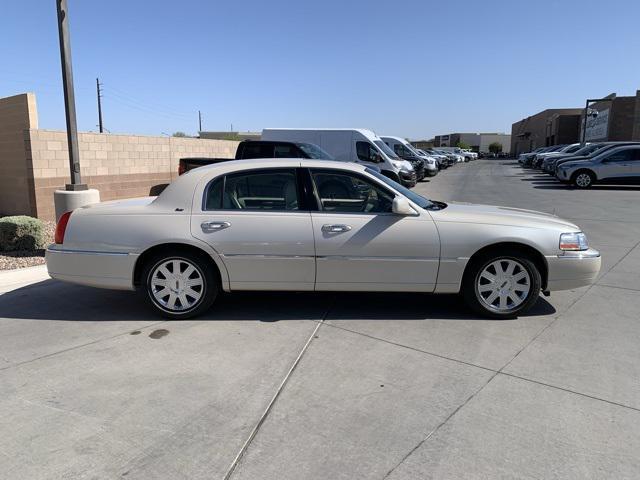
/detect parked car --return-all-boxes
[423,148,455,168]
[418,149,449,169]
[438,147,474,162]
[532,143,582,169]
[261,128,416,187]
[179,139,335,175]
[381,136,438,178]
[518,147,550,166]
[556,144,640,188]
[435,149,463,164]
[47,159,600,320]
[551,142,640,174]
[542,143,604,173]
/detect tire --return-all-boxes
[141,251,218,319]
[462,252,541,319]
[571,170,595,189]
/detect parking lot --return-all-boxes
[1,159,639,479]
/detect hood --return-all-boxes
[431,202,579,230]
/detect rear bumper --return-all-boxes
[545,248,601,291]
[46,245,137,290]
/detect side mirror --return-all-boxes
[392,196,417,216]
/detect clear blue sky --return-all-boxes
[2,0,639,139]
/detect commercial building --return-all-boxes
[511,90,640,155]
[433,133,511,153]
[510,108,582,156]
[580,91,640,143]
[0,93,238,220]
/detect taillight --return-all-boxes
[178,161,186,176]
[55,211,72,244]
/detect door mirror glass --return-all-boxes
[392,196,417,216]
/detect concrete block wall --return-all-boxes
[0,93,38,216]
[27,130,239,220]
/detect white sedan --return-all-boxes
[46,159,601,319]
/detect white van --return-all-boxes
[261,128,416,187]
[380,136,438,177]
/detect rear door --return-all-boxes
[191,167,316,290]
[307,168,440,292]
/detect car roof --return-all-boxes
[154,158,370,208]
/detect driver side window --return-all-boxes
[356,141,379,163]
[311,170,393,213]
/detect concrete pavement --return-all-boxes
[1,160,639,479]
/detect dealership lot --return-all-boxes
[1,160,639,479]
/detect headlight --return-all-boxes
[560,232,588,251]
[392,160,413,172]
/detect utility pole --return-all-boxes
[198,110,202,133]
[55,0,85,190]
[96,77,104,133]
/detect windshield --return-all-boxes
[296,142,334,160]
[366,167,436,210]
[373,140,400,160]
[404,143,425,157]
[561,144,581,153]
[574,144,600,156]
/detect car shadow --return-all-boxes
[0,280,556,322]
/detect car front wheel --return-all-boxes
[463,253,541,319]
[572,170,595,189]
[141,252,218,319]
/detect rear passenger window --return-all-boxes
[204,169,299,211]
[240,143,274,159]
[274,144,297,158]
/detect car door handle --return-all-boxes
[322,224,352,233]
[201,221,231,232]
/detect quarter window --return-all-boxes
[204,169,299,211]
[311,170,393,213]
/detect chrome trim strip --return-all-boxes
[222,254,315,259]
[47,247,130,256]
[556,250,601,259]
[316,255,438,261]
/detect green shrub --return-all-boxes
[0,216,46,252]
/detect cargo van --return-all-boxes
[261,128,416,187]
[381,136,438,178]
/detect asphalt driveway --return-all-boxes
[1,160,639,479]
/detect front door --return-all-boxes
[191,168,315,290]
[599,148,635,181]
[308,168,440,292]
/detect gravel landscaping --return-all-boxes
[0,220,55,270]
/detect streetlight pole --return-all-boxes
[55,0,86,191]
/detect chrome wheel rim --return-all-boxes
[149,258,204,312]
[476,259,531,312]
[575,173,591,187]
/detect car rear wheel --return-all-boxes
[463,253,541,319]
[141,252,218,319]
[572,170,595,189]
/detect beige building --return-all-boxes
[0,93,239,221]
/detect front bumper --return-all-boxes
[545,248,601,291]
[399,170,417,187]
[46,245,137,290]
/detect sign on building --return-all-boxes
[585,108,609,141]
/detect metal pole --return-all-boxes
[56,0,86,190]
[96,78,103,133]
[198,110,202,132]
